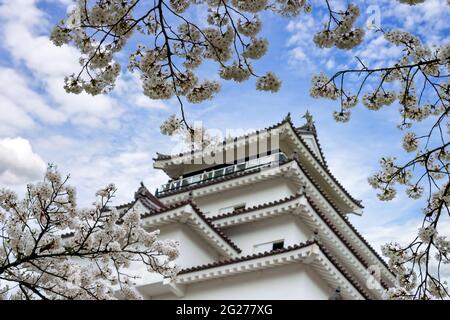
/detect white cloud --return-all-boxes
[58,143,168,208]
[0,137,46,186]
[0,97,36,136]
[353,32,403,68]
[285,15,317,68]
[0,68,66,126]
[285,0,449,75]
[27,126,171,208]
[132,94,169,110]
[382,0,450,38]
[0,0,178,206]
[0,0,123,130]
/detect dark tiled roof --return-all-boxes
[154,152,173,161]
[153,115,362,209]
[288,119,362,208]
[115,200,136,210]
[305,195,391,289]
[292,160,394,278]
[179,240,315,274]
[210,193,303,220]
[141,200,241,253]
[114,183,165,212]
[135,183,165,209]
[208,190,392,287]
[178,240,371,300]
[61,232,75,239]
[153,116,292,161]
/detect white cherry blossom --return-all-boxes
[0,166,179,300]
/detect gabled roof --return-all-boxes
[135,182,165,209]
[115,182,165,211]
[178,240,316,274]
[153,114,297,162]
[209,192,393,289]
[153,114,363,211]
[138,200,241,255]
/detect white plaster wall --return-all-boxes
[126,223,221,287]
[221,215,312,255]
[194,177,299,218]
[301,135,322,161]
[154,264,331,300]
[154,223,221,269]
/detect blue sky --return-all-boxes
[0,0,449,254]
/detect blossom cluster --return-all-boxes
[310,0,450,300]
[256,72,282,92]
[313,4,364,50]
[381,224,450,299]
[160,114,182,136]
[51,1,135,95]
[0,166,179,300]
[310,72,339,100]
[51,0,314,137]
[311,23,449,129]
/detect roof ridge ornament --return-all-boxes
[301,110,316,134]
[134,182,147,199]
[133,182,165,208]
[284,112,292,122]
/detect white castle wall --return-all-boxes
[221,215,313,255]
[194,177,299,218]
[125,223,221,288]
[137,123,384,299]
[153,263,331,300]
[155,223,221,269]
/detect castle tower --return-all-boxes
[118,113,396,299]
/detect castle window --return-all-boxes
[213,168,224,178]
[191,175,201,184]
[225,166,235,175]
[171,180,180,189]
[218,203,246,214]
[253,239,285,253]
[272,240,284,250]
[202,171,213,180]
[181,177,190,186]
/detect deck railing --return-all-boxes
[155,152,288,196]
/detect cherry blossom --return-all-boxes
[310,2,449,299]
[0,166,179,300]
[50,0,450,299]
